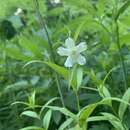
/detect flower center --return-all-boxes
[71,48,77,56]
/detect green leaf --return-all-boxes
[120,34,130,46]
[64,0,95,14]
[53,16,110,44]
[68,124,83,130]
[21,111,40,120]
[45,62,68,78]
[11,101,29,106]
[118,88,130,120]
[48,7,64,16]
[99,86,112,106]
[78,103,97,126]
[43,110,52,130]
[40,97,59,116]
[19,126,44,130]
[23,61,77,88]
[115,1,130,20]
[45,62,77,87]
[58,118,73,130]
[23,60,44,68]
[28,91,36,108]
[74,20,87,41]
[4,80,28,93]
[46,106,77,120]
[101,113,125,130]
[87,113,128,130]
[78,97,130,127]
[19,36,42,58]
[6,44,32,61]
[87,116,108,122]
[100,97,130,107]
[76,67,83,90]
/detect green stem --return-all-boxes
[95,20,112,37]
[12,92,22,128]
[112,1,127,91]
[33,0,54,61]
[114,17,127,91]
[81,86,98,92]
[68,65,80,111]
[115,1,130,21]
[55,74,65,107]
[33,0,65,107]
[75,90,80,112]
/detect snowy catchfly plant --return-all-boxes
[57,37,87,67]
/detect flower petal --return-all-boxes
[64,56,73,67]
[65,37,75,48]
[76,42,87,53]
[77,54,86,65]
[57,47,69,56]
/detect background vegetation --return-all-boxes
[0,0,130,130]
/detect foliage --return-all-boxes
[1,0,130,130]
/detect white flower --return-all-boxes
[14,8,23,16]
[51,0,60,4]
[57,37,87,67]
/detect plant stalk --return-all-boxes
[114,18,127,91]
[75,90,80,112]
[33,0,65,107]
[112,1,127,91]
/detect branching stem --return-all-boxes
[33,0,65,107]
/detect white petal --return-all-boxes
[14,8,22,15]
[76,42,87,53]
[17,8,22,13]
[77,54,86,65]
[65,37,75,48]
[57,47,69,56]
[64,56,73,67]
